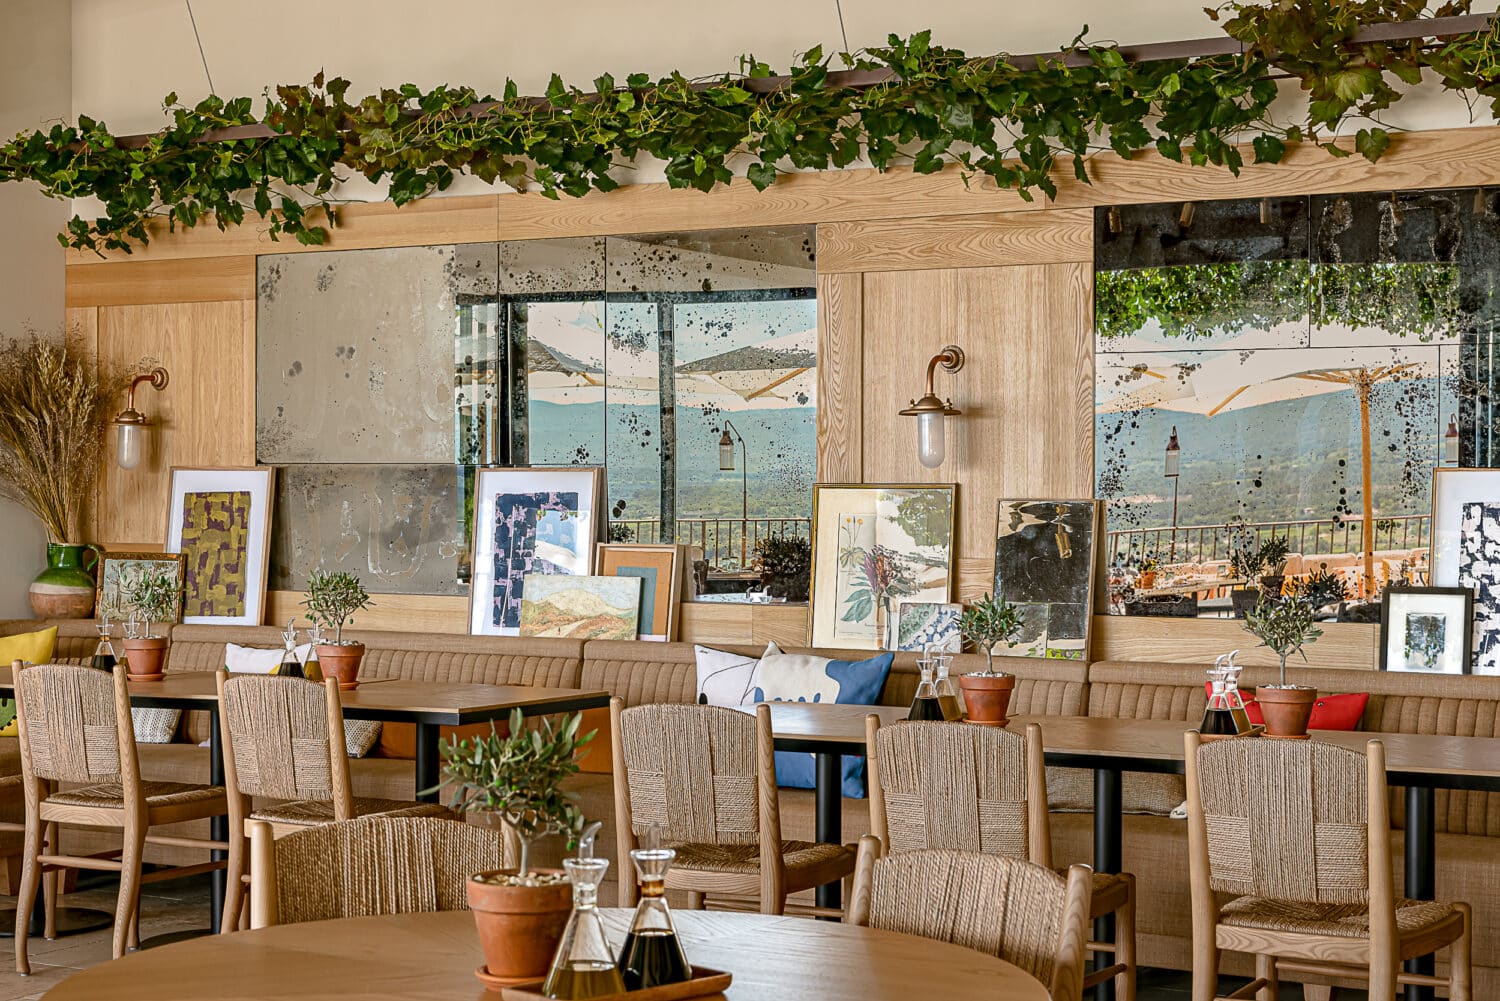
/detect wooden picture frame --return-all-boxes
[1379,585,1474,675]
[595,543,686,642]
[993,498,1103,661]
[96,551,187,626]
[808,483,958,650]
[164,466,275,627]
[467,466,606,636]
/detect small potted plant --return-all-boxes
[753,536,811,602]
[1135,552,1160,589]
[301,570,373,689]
[1244,594,1322,739]
[957,593,1025,726]
[120,565,179,679]
[1295,564,1349,615]
[438,708,594,985]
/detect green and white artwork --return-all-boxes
[518,574,642,641]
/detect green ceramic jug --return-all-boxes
[28,543,99,619]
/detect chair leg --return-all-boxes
[686,891,705,910]
[112,824,146,960]
[1114,873,1137,1001]
[41,821,58,940]
[762,891,787,916]
[13,815,42,975]
[1302,987,1337,1001]
[221,830,246,933]
[1254,953,1277,1001]
[1190,940,1218,1001]
[1450,902,1472,1001]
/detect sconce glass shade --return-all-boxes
[114,421,147,471]
[1445,413,1460,466]
[718,430,735,471]
[916,411,946,469]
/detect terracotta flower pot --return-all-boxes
[1255,685,1318,739]
[1137,571,1157,589]
[121,637,169,679]
[958,673,1014,727]
[467,870,572,985]
[316,642,365,689]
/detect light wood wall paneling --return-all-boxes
[267,591,468,634]
[814,272,863,483]
[65,256,255,307]
[1091,615,1378,671]
[859,261,1094,567]
[818,209,1093,273]
[94,300,256,547]
[65,126,1500,265]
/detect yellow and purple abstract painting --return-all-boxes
[180,491,251,618]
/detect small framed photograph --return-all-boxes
[165,467,276,626]
[97,551,186,625]
[595,543,686,642]
[1379,586,1473,675]
[893,601,963,653]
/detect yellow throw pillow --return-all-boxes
[0,626,59,735]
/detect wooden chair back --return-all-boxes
[217,672,352,817]
[248,816,510,927]
[13,661,135,789]
[866,717,1050,865]
[847,835,1092,1001]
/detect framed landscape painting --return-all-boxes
[1379,586,1472,675]
[809,484,956,651]
[468,467,604,636]
[97,552,186,625]
[595,543,684,642]
[165,467,275,626]
[993,498,1103,660]
[518,574,641,641]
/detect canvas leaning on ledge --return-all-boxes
[894,601,963,653]
[992,498,1102,660]
[1379,586,1473,675]
[164,467,275,627]
[517,574,642,640]
[97,552,186,626]
[808,483,956,651]
[595,542,685,642]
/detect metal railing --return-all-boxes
[1106,514,1430,565]
[610,517,811,571]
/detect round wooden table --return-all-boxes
[39,908,1049,1001]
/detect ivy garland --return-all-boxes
[3,1,1498,253]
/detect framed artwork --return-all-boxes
[518,574,641,641]
[1431,468,1500,673]
[165,467,275,626]
[97,551,186,625]
[894,601,963,653]
[595,543,685,642]
[809,484,957,651]
[468,466,605,636]
[993,498,1103,660]
[1380,587,1473,675]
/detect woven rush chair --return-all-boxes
[609,697,856,915]
[247,815,509,928]
[11,662,229,971]
[865,717,1137,1001]
[1184,732,1472,1001]
[847,835,1093,1001]
[217,671,450,932]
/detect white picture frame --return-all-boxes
[164,467,275,626]
[1430,467,1500,588]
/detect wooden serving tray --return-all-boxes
[1198,723,1266,742]
[497,966,732,1001]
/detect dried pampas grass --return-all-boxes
[0,336,106,543]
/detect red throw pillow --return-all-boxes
[1202,683,1368,731]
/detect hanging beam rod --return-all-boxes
[104,11,1496,150]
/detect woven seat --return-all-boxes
[848,838,1093,1001]
[1185,733,1473,1000]
[250,797,450,826]
[49,781,226,811]
[611,699,857,915]
[866,718,1136,1000]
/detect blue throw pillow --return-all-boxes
[749,647,894,799]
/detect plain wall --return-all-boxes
[0,0,71,617]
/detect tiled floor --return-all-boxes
[0,875,1371,1001]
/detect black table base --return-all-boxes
[814,752,842,914]
[1092,767,1122,1001]
[0,905,113,939]
[1403,785,1436,1001]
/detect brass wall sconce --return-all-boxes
[108,367,169,471]
[899,346,965,469]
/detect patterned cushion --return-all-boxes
[694,645,760,706]
[132,707,182,745]
[343,720,382,758]
[0,627,58,735]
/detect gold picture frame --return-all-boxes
[95,550,187,626]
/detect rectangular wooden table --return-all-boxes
[758,703,1500,1001]
[0,668,608,934]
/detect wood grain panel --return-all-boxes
[678,601,809,648]
[267,591,468,633]
[815,272,862,482]
[65,256,254,306]
[818,209,1093,273]
[1091,614,1379,670]
[94,300,256,547]
[860,258,1095,566]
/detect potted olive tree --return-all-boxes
[301,570,372,689]
[120,565,179,679]
[753,536,810,601]
[1244,594,1322,738]
[438,708,594,985]
[957,593,1025,726]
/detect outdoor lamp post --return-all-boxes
[717,419,749,568]
[1164,426,1181,550]
[1445,413,1460,466]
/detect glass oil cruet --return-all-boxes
[907,657,946,721]
[274,620,305,679]
[932,651,963,721]
[1200,652,1249,737]
[91,616,120,672]
[618,846,692,989]
[302,624,324,682]
[544,824,625,999]
[1219,649,1251,733]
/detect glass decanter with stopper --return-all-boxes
[1199,652,1251,737]
[932,651,963,721]
[302,624,324,682]
[543,839,624,999]
[617,847,692,990]
[1219,649,1251,733]
[91,617,120,672]
[273,620,305,679]
[907,658,946,721]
